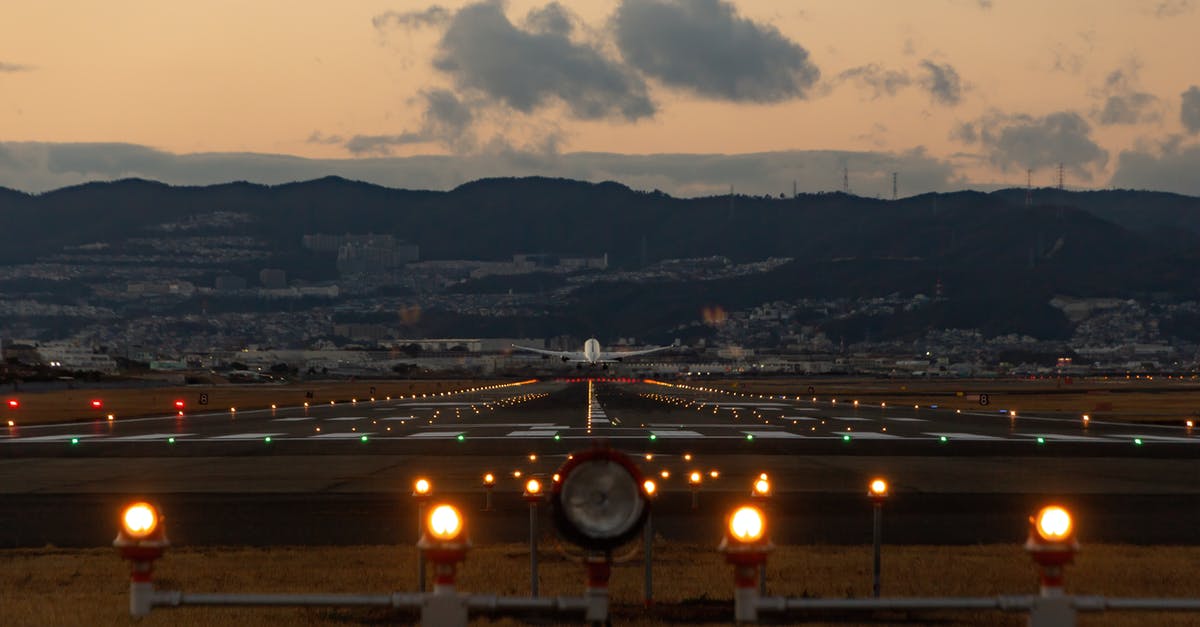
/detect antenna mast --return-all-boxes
[1025,168,1033,207]
[891,172,898,201]
[842,166,850,194]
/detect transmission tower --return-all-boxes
[1057,163,1065,190]
[1025,168,1033,207]
[842,166,850,194]
[891,172,898,201]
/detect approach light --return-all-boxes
[414,478,431,496]
[121,502,160,539]
[644,453,653,461]
[728,506,765,543]
[525,478,542,495]
[683,453,693,462]
[753,478,771,497]
[174,400,184,409]
[107,414,114,421]
[426,504,463,541]
[483,473,495,486]
[90,399,102,409]
[688,471,702,485]
[660,470,670,479]
[709,470,720,479]
[513,470,522,478]
[6,420,13,427]
[551,447,649,552]
[6,399,17,409]
[869,478,889,498]
[643,479,657,497]
[529,454,537,462]
[1034,506,1073,542]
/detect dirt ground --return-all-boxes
[2,543,1197,626]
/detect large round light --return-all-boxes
[122,502,158,538]
[427,504,463,541]
[414,478,431,496]
[553,452,648,551]
[869,478,888,497]
[1035,506,1073,541]
[753,478,771,496]
[729,506,765,543]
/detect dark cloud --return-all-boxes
[957,111,1108,179]
[1110,140,1200,194]
[0,142,961,197]
[372,6,451,30]
[0,62,33,73]
[306,131,344,145]
[345,89,476,155]
[837,64,912,99]
[1182,86,1200,134]
[612,0,820,102]
[1093,66,1159,126]
[432,2,654,121]
[918,60,963,106]
[524,2,572,37]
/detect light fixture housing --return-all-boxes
[551,447,649,551]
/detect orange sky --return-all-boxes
[1,0,1197,192]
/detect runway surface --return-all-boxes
[2,380,1197,547]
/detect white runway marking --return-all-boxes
[781,416,817,422]
[924,432,1004,441]
[106,433,194,442]
[207,432,284,440]
[830,416,871,422]
[379,416,417,422]
[505,430,560,438]
[591,418,610,424]
[272,417,313,422]
[310,432,375,439]
[885,417,927,422]
[651,429,703,438]
[408,431,464,438]
[1115,434,1198,442]
[842,432,902,439]
[327,416,367,422]
[1014,433,1109,442]
[741,430,804,439]
[3,434,99,443]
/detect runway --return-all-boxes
[1,379,1196,456]
[1,380,1197,548]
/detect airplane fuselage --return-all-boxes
[582,338,602,364]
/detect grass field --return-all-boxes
[3,543,1198,626]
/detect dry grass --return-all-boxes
[2,380,498,426]
[711,377,1200,424]
[3,543,1198,626]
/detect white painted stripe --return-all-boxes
[408,431,464,438]
[505,430,560,438]
[741,430,804,439]
[207,432,285,440]
[106,433,195,442]
[327,416,367,422]
[1116,434,1198,443]
[591,419,610,424]
[651,430,702,437]
[885,417,927,422]
[829,416,871,422]
[924,432,1004,441]
[781,416,817,421]
[310,432,375,439]
[840,432,902,439]
[273,417,313,422]
[380,416,418,421]
[1013,433,1109,442]
[4,434,99,443]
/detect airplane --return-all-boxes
[511,338,675,367]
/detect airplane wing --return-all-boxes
[511,344,584,362]
[598,343,676,362]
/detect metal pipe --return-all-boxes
[156,592,424,608]
[760,596,1036,612]
[872,501,882,597]
[465,595,588,611]
[1095,598,1200,611]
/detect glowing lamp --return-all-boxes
[6,399,18,409]
[709,470,720,479]
[173,400,184,409]
[524,478,542,496]
[660,470,670,479]
[483,473,495,486]
[869,478,889,499]
[413,478,432,497]
[753,478,771,497]
[90,399,103,409]
[426,504,463,542]
[728,506,766,543]
[121,503,159,539]
[688,471,702,485]
[643,479,657,497]
[1034,506,1073,542]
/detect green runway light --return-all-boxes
[264,436,272,443]
[70,437,79,445]
[1036,437,1046,445]
[939,435,948,443]
[553,434,561,441]
[649,434,657,441]
[456,434,465,441]
[360,435,368,443]
[168,437,175,444]
[842,434,851,442]
[1134,438,1143,446]
[746,434,754,441]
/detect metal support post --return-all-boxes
[484,486,493,512]
[529,501,539,597]
[643,512,653,605]
[733,563,759,623]
[417,502,426,593]
[585,553,612,627]
[873,501,882,597]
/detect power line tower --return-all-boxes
[842,166,850,194]
[891,172,898,201]
[1057,163,1065,190]
[1025,168,1033,207]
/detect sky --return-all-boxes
[1,0,1199,196]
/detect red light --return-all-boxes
[174,400,185,409]
[6,400,17,409]
[90,400,102,409]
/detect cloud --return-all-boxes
[345,89,476,155]
[372,6,451,30]
[0,142,963,198]
[957,111,1108,179]
[1144,0,1194,17]
[1092,65,1160,126]
[1182,86,1200,134]
[1110,140,1200,194]
[524,2,573,37]
[836,64,912,99]
[432,1,654,121]
[917,60,963,106]
[0,62,33,73]
[306,131,344,145]
[612,0,820,102]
